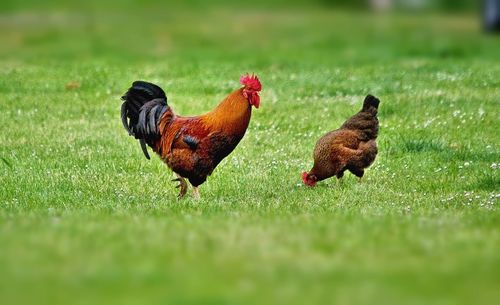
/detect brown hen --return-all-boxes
[302,95,380,187]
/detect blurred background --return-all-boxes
[0,0,496,66]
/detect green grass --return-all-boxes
[0,3,499,305]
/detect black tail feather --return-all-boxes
[131,81,166,100]
[121,102,132,135]
[148,104,162,135]
[140,139,150,160]
[121,81,169,159]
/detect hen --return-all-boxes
[302,95,380,187]
[121,74,261,198]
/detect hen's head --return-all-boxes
[241,73,261,109]
[301,171,317,187]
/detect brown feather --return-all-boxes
[152,88,253,187]
[304,95,380,185]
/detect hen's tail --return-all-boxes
[362,94,380,111]
[340,95,380,140]
[121,81,169,159]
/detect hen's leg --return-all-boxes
[336,164,348,180]
[192,187,200,199]
[172,174,188,198]
[335,170,345,187]
[348,168,364,182]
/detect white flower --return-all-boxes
[478,107,485,117]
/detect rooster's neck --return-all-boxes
[213,88,248,112]
[205,88,252,134]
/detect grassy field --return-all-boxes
[0,2,499,305]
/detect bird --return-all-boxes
[121,73,262,198]
[302,95,380,187]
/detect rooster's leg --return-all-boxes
[192,187,200,199]
[172,174,188,198]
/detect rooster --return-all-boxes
[121,74,261,198]
[302,95,380,187]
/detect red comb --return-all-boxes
[240,73,261,91]
[301,172,309,183]
[301,172,316,187]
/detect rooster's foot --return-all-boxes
[172,176,188,199]
[192,187,200,199]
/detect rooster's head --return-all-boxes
[241,73,261,109]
